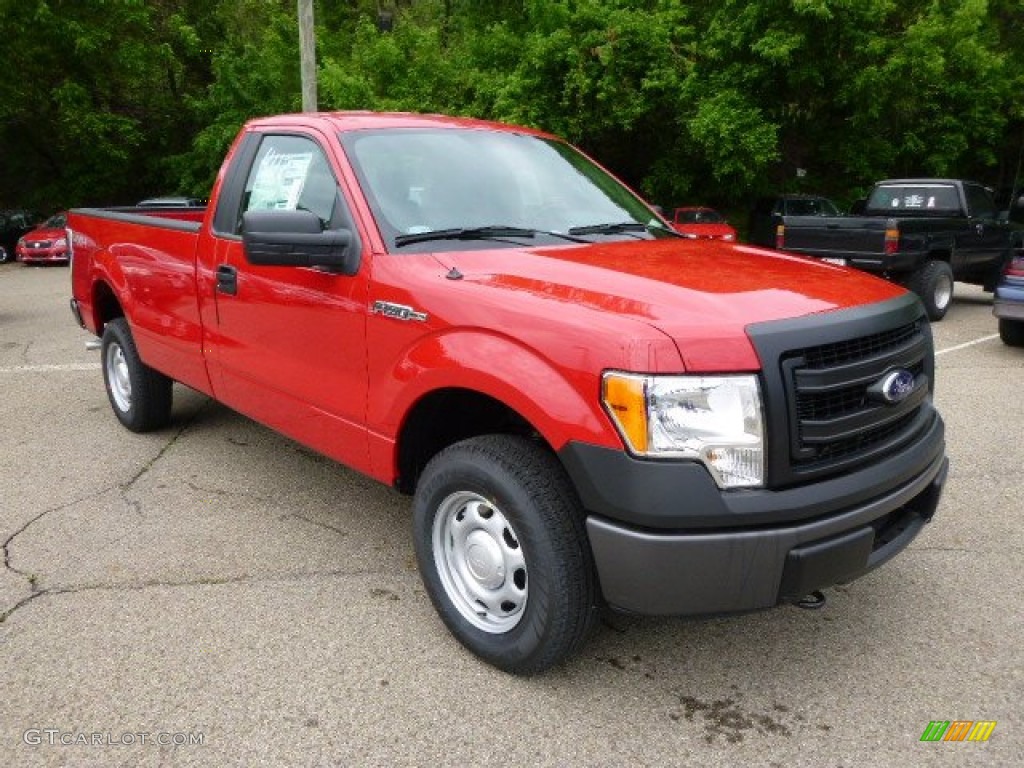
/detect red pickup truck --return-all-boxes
[68,112,948,674]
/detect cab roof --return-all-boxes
[245,111,556,140]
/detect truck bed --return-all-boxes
[69,206,211,395]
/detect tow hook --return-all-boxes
[796,590,827,610]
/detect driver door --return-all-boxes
[203,130,371,470]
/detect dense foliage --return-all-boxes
[2,0,1022,214]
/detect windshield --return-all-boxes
[339,128,673,251]
[785,198,839,216]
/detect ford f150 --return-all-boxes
[68,113,948,674]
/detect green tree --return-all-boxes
[0,0,215,209]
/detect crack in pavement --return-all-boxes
[1,400,213,624]
[281,514,350,538]
[0,565,389,624]
[2,488,112,582]
[123,401,212,491]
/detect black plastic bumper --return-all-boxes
[560,431,947,616]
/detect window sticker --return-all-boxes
[248,148,313,211]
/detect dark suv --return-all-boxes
[748,194,840,248]
[1,209,41,263]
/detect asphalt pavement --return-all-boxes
[0,262,1020,767]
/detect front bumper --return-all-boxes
[17,247,68,263]
[560,419,947,616]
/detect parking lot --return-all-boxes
[0,261,1020,767]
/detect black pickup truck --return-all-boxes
[775,179,1019,320]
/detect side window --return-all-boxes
[238,134,340,232]
[964,184,995,220]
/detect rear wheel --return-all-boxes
[0,247,12,264]
[907,260,954,321]
[999,318,1024,347]
[101,318,173,432]
[413,435,597,675]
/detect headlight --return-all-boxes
[54,237,67,249]
[602,372,764,488]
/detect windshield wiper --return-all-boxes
[567,221,667,237]
[394,225,591,248]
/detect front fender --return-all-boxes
[367,328,683,479]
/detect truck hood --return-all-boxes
[435,238,906,371]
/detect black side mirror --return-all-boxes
[242,210,360,275]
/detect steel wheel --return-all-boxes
[432,491,528,633]
[933,272,953,312]
[413,435,597,673]
[908,260,954,321]
[100,318,173,432]
[105,342,132,414]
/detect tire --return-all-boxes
[907,260,954,321]
[1000,318,1024,347]
[413,435,597,675]
[101,318,173,432]
[0,247,12,264]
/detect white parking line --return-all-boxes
[0,362,101,374]
[935,333,1000,357]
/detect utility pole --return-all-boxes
[298,0,317,112]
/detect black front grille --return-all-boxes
[747,294,937,488]
[800,322,922,369]
[784,319,930,473]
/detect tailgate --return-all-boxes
[781,216,888,263]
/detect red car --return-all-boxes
[671,206,737,241]
[17,212,69,264]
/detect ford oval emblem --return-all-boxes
[879,369,916,404]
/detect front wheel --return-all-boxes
[0,246,12,264]
[1000,318,1024,347]
[907,260,954,321]
[101,318,173,432]
[413,435,597,675]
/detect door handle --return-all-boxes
[216,264,238,295]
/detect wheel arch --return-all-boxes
[395,388,545,494]
[91,278,126,332]
[383,331,621,494]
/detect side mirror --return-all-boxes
[242,210,360,275]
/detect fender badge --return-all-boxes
[371,300,428,322]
